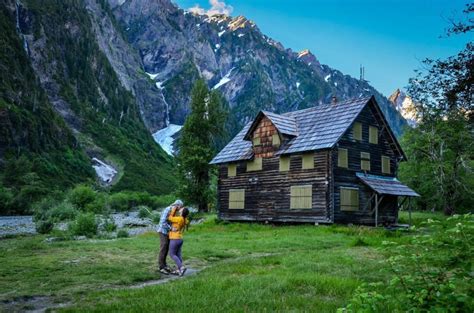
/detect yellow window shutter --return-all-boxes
[272,134,281,146]
[382,156,391,174]
[302,153,314,169]
[369,126,378,144]
[340,188,359,211]
[338,148,348,168]
[361,152,371,171]
[252,137,261,146]
[247,158,262,171]
[279,156,290,171]
[290,185,312,209]
[227,164,236,177]
[229,189,245,209]
[353,122,362,141]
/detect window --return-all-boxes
[369,126,378,144]
[338,148,348,168]
[272,133,281,146]
[247,157,262,171]
[340,187,359,211]
[279,156,290,172]
[361,152,371,171]
[290,185,312,209]
[252,137,261,146]
[229,189,245,209]
[227,164,236,177]
[302,153,314,169]
[382,156,391,174]
[353,122,362,141]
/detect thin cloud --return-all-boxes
[189,0,233,16]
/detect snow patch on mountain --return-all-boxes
[92,158,117,184]
[324,74,331,82]
[152,124,183,155]
[213,67,235,89]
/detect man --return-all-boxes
[157,199,183,274]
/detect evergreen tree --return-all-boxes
[400,3,473,215]
[177,79,227,212]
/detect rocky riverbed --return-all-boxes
[0,209,200,238]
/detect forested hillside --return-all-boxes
[0,0,177,214]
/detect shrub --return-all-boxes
[152,213,161,224]
[117,229,129,238]
[36,220,54,234]
[69,213,98,238]
[101,217,117,232]
[0,186,13,215]
[137,205,151,218]
[33,197,59,222]
[340,214,474,312]
[84,193,108,214]
[108,192,131,212]
[150,194,175,209]
[49,201,78,222]
[68,185,97,211]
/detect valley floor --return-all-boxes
[0,212,444,312]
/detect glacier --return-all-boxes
[152,124,183,155]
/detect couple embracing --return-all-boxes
[157,199,190,276]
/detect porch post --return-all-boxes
[408,197,412,226]
[375,193,378,227]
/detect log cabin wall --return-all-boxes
[218,150,332,223]
[332,103,399,225]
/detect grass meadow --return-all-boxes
[0,211,460,312]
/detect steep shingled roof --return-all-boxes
[210,96,389,164]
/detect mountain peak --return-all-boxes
[228,15,256,31]
[389,89,418,126]
[297,49,319,66]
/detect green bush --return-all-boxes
[69,213,98,238]
[101,217,117,232]
[84,193,108,214]
[137,205,151,218]
[49,201,78,221]
[108,192,131,212]
[152,213,161,224]
[0,186,13,215]
[36,220,54,234]
[68,185,97,211]
[340,214,474,312]
[117,229,129,238]
[33,197,60,222]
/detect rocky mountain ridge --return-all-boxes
[109,0,408,138]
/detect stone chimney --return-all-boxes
[331,95,338,105]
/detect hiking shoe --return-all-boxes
[170,269,180,275]
[179,267,187,277]
[159,268,170,275]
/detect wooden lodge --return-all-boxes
[210,96,419,225]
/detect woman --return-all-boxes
[168,206,189,276]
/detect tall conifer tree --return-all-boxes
[177,79,227,212]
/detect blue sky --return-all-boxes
[174,0,471,97]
